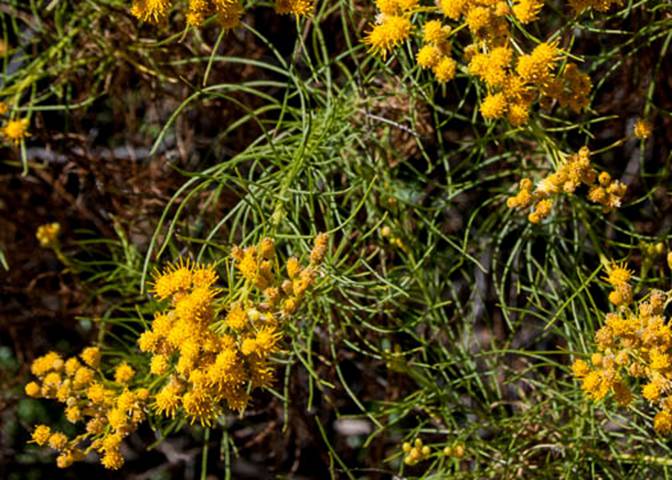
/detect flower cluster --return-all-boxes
[26,347,148,470]
[402,438,431,465]
[604,262,633,306]
[140,234,328,427]
[131,0,314,28]
[507,147,627,223]
[36,222,61,248]
[401,437,465,465]
[364,0,601,125]
[26,234,328,469]
[573,266,672,435]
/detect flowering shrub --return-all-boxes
[2,0,671,476]
[24,234,328,470]
[573,262,672,434]
[364,0,601,124]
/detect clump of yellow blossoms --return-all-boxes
[27,234,328,469]
[401,437,466,466]
[131,0,313,28]
[2,118,30,144]
[364,0,416,59]
[402,437,431,465]
[507,147,627,223]
[26,346,148,470]
[604,262,633,307]
[36,222,61,248]
[365,0,604,124]
[142,234,328,426]
[573,264,672,435]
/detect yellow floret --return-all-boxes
[416,45,442,69]
[114,363,135,384]
[81,346,101,368]
[364,15,412,59]
[439,0,467,19]
[423,20,449,44]
[480,92,507,120]
[2,118,29,144]
[32,425,51,446]
[512,0,543,23]
[433,56,457,83]
[25,381,41,397]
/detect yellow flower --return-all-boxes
[117,390,137,411]
[466,6,491,34]
[175,286,214,322]
[571,359,590,378]
[604,262,632,289]
[150,354,170,375]
[433,56,457,83]
[225,302,248,329]
[130,0,171,23]
[64,357,81,376]
[516,42,558,83]
[643,380,663,401]
[423,20,449,44]
[81,346,101,368]
[56,451,75,469]
[512,0,543,23]
[182,389,220,426]
[217,0,244,29]
[439,0,467,19]
[155,381,182,418]
[494,1,510,15]
[2,118,29,144]
[36,223,61,248]
[416,45,442,69]
[101,449,124,470]
[48,432,69,450]
[507,102,530,126]
[107,407,128,430]
[86,383,107,404]
[114,363,135,384]
[30,352,63,377]
[633,118,652,140]
[152,312,173,338]
[32,425,51,446]
[65,405,82,423]
[480,92,507,120]
[25,381,41,397]
[364,16,412,59]
[275,0,314,16]
[152,261,193,301]
[73,366,95,387]
[396,0,419,11]
[376,0,400,15]
[654,410,672,435]
[252,326,281,357]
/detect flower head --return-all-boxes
[365,16,412,59]
[2,118,29,144]
[36,223,61,248]
[633,118,652,140]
